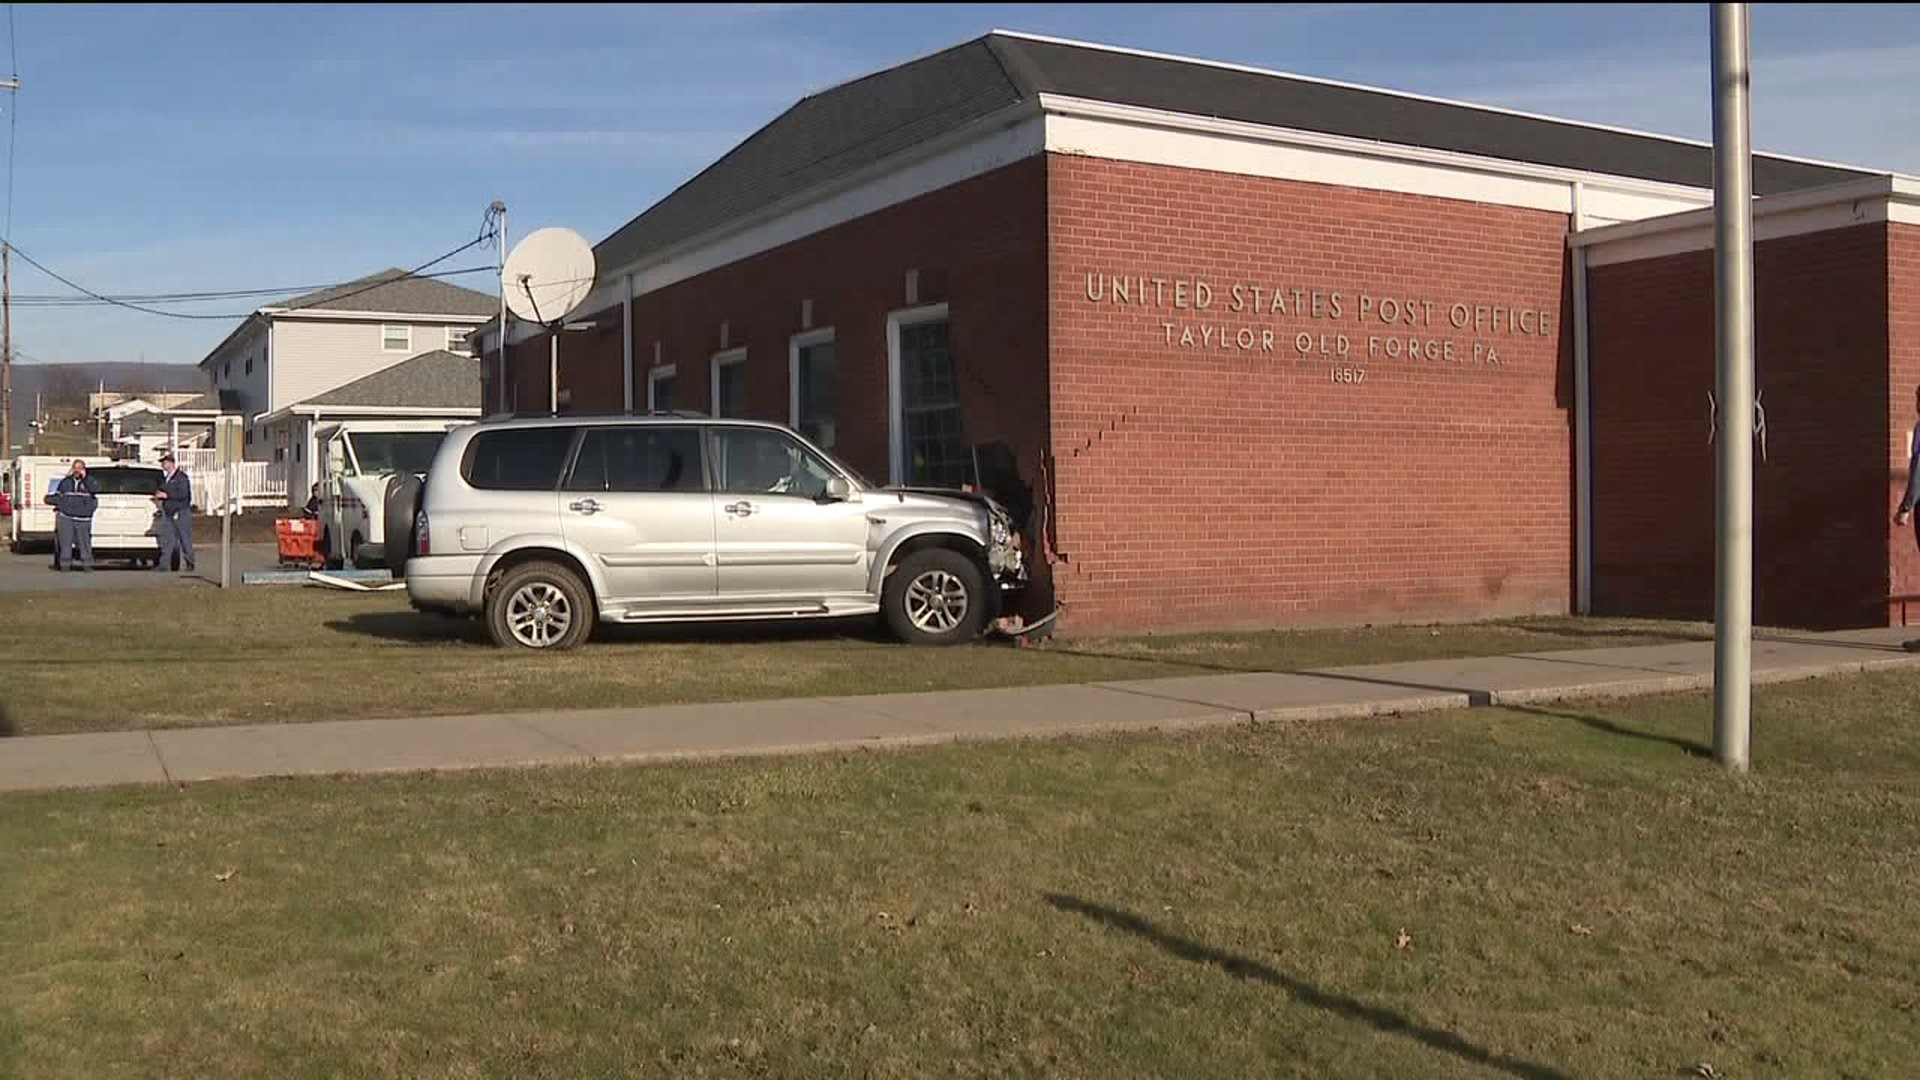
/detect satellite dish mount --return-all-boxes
[501,227,596,414]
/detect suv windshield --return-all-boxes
[348,431,448,476]
[89,467,164,496]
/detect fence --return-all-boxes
[175,450,288,514]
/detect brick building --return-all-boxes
[480,31,1915,634]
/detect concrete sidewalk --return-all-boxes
[5,627,1918,793]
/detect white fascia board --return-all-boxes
[1575,174,1913,267]
[1036,94,1717,217]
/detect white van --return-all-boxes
[9,456,165,564]
[315,420,464,568]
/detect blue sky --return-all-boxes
[7,2,1918,368]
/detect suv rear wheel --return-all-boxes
[486,561,593,651]
[883,548,990,646]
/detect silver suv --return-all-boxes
[387,413,1027,650]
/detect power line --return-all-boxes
[4,264,499,307]
[5,229,494,321]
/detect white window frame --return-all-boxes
[381,324,412,353]
[710,348,746,418]
[788,327,836,440]
[446,326,472,354]
[886,303,950,486]
[647,364,677,411]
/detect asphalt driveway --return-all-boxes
[0,534,280,592]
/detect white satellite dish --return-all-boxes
[502,227,595,326]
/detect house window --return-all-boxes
[447,326,471,353]
[789,329,836,449]
[710,349,746,418]
[222,361,230,380]
[245,356,254,376]
[888,305,966,487]
[648,365,677,412]
[382,325,411,352]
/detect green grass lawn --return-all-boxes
[3,670,1916,1079]
[0,586,1715,736]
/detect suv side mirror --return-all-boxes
[823,476,852,502]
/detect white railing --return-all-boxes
[176,450,288,514]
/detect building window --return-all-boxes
[245,356,254,376]
[711,348,746,418]
[789,329,836,449]
[648,365,677,412]
[888,305,966,487]
[222,361,230,380]
[382,325,411,352]
[447,326,471,353]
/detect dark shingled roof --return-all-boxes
[306,350,481,410]
[275,268,498,318]
[594,32,1874,276]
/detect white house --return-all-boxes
[194,267,495,466]
[256,348,483,504]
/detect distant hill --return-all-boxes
[5,362,205,451]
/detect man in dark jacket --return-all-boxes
[51,459,99,572]
[153,452,196,573]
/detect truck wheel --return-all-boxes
[882,548,989,646]
[486,561,593,651]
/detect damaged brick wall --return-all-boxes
[1588,222,1891,629]
[1045,154,1575,633]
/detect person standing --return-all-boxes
[153,452,197,573]
[51,459,99,573]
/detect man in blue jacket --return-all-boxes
[51,459,99,572]
[153,452,196,573]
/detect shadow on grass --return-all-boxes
[1044,893,1571,1080]
[323,610,905,649]
[0,700,14,737]
[1507,705,1710,759]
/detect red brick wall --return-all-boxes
[1889,224,1920,612]
[1588,222,1892,628]
[1044,154,1574,633]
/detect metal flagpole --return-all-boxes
[1711,1,1754,772]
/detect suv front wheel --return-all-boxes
[883,548,990,646]
[486,561,593,651]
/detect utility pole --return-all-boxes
[492,200,509,415]
[0,72,19,460]
[1711,1,1755,772]
[2,241,11,459]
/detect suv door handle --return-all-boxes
[569,499,603,515]
[724,501,756,517]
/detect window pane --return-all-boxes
[383,326,409,350]
[651,374,675,412]
[898,320,968,487]
[565,427,702,493]
[463,427,577,491]
[795,341,836,448]
[712,428,838,499]
[716,361,746,418]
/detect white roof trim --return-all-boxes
[259,308,494,324]
[1038,93,1719,204]
[1573,174,1917,265]
[991,28,1880,177]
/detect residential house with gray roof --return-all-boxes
[194,267,495,470]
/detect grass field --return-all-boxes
[0,586,1716,737]
[3,670,1916,1079]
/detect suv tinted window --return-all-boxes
[463,427,578,491]
[565,427,704,493]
